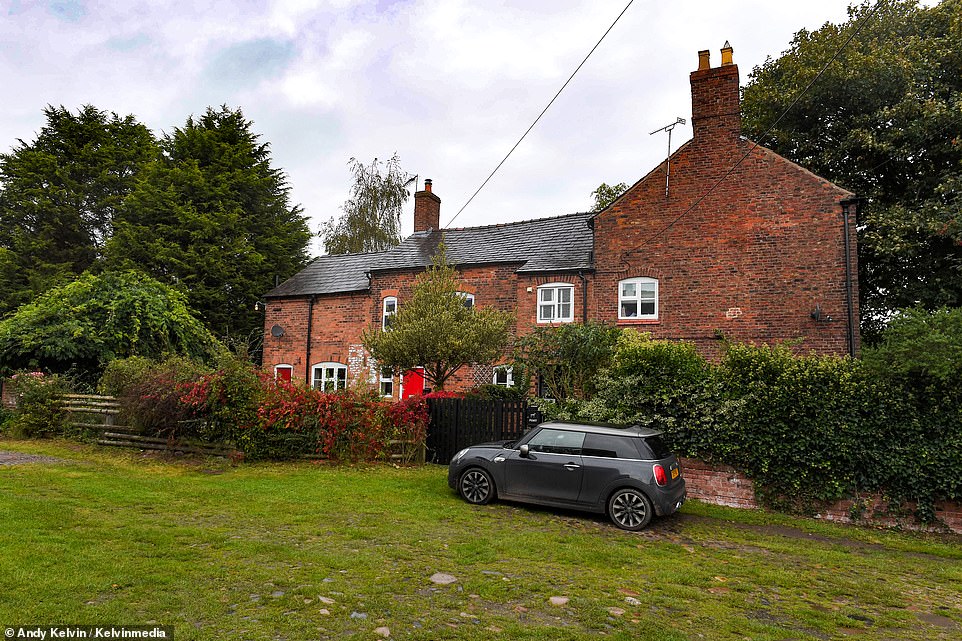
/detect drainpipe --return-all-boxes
[577,271,589,324]
[305,295,316,385]
[839,197,860,358]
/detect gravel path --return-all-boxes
[0,450,66,465]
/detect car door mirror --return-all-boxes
[519,444,530,458]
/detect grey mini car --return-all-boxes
[448,421,686,530]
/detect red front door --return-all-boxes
[401,368,425,399]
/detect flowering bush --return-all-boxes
[100,355,211,438]
[424,390,464,399]
[177,362,429,462]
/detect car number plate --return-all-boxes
[671,468,679,480]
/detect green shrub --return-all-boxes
[98,356,157,397]
[566,331,719,451]
[862,306,962,381]
[5,371,73,438]
[513,322,619,401]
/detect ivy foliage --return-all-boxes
[0,270,221,377]
[536,322,962,523]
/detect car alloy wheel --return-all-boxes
[459,468,494,505]
[608,488,653,531]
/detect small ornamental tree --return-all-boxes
[363,245,514,390]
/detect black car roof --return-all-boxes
[538,421,663,438]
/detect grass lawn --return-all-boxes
[1,440,961,641]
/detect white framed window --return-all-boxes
[312,362,347,391]
[492,365,514,388]
[537,283,574,323]
[618,277,658,320]
[457,292,475,308]
[379,367,394,397]
[274,364,293,382]
[382,296,397,330]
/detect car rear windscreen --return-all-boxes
[640,435,673,460]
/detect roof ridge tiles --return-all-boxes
[440,210,592,233]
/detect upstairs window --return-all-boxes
[537,283,574,323]
[382,296,397,330]
[312,362,347,391]
[457,292,475,309]
[619,277,658,320]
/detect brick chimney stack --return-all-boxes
[690,42,741,145]
[413,178,441,232]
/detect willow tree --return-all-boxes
[320,154,411,255]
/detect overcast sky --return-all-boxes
[0,0,855,255]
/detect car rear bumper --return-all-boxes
[653,479,686,516]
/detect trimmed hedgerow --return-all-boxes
[543,323,962,523]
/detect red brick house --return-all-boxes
[262,44,859,396]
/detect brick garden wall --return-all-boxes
[680,457,962,535]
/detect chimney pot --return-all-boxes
[425,178,432,193]
[697,49,710,71]
[690,43,741,144]
[721,41,734,66]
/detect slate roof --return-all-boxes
[265,251,388,298]
[265,212,594,298]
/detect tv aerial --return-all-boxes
[650,117,686,198]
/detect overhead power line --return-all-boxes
[443,0,635,229]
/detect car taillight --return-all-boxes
[653,463,668,487]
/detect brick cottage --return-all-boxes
[262,44,859,397]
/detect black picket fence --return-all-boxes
[425,397,540,464]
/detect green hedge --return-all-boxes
[547,316,962,523]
